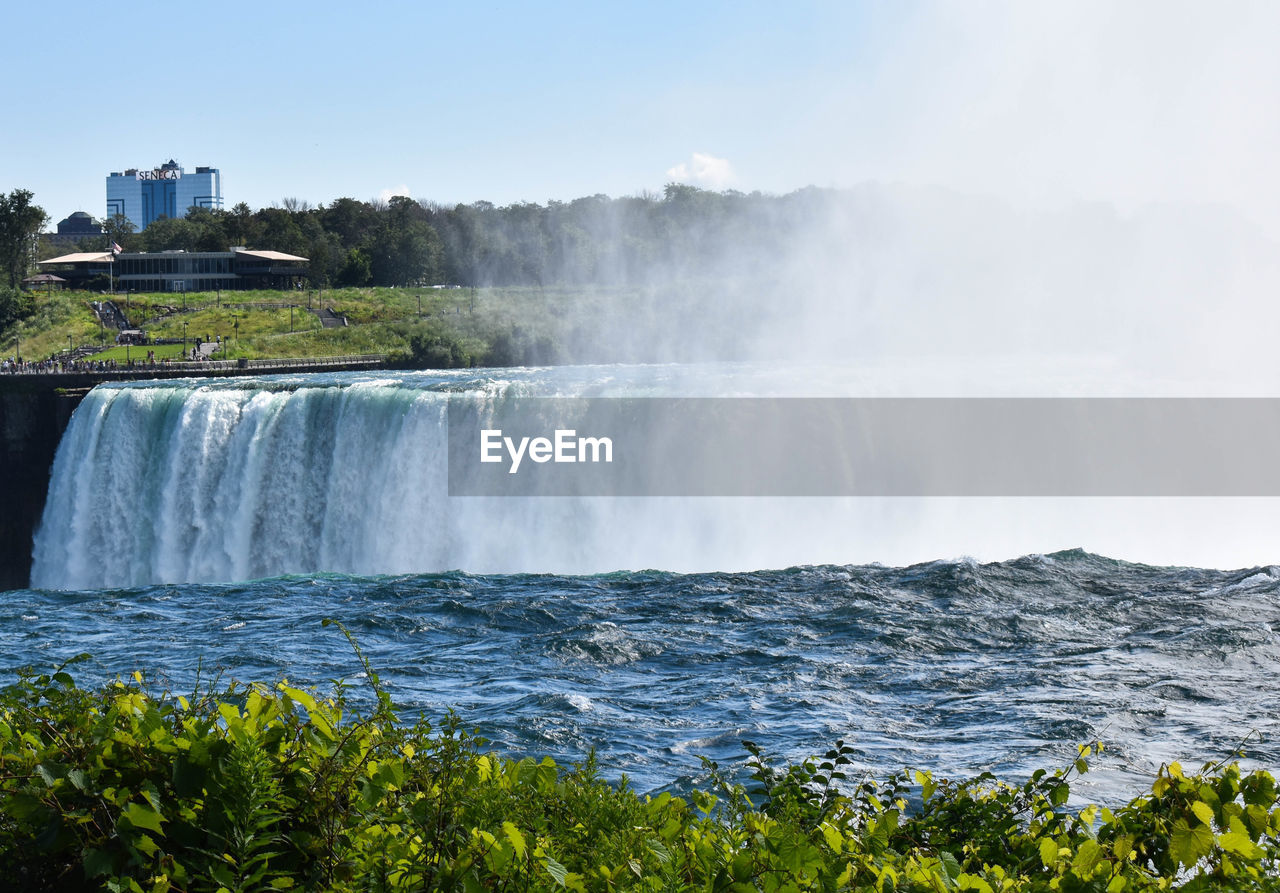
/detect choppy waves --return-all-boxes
[4,550,1278,798]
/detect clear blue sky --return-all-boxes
[4,1,1279,234]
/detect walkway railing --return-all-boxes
[0,354,388,381]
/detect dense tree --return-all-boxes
[225,202,259,248]
[254,208,309,257]
[336,247,372,286]
[321,197,377,249]
[13,183,843,292]
[367,196,443,286]
[0,287,33,331]
[142,216,214,253]
[0,189,48,289]
[102,213,138,251]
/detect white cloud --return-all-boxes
[666,153,735,189]
[378,184,412,203]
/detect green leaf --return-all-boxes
[281,685,318,714]
[35,762,66,788]
[939,851,963,883]
[1113,835,1134,862]
[1170,818,1213,868]
[1218,830,1261,860]
[122,801,165,835]
[1072,839,1102,877]
[133,833,159,856]
[83,847,115,878]
[915,769,936,802]
[1190,800,1215,827]
[1039,838,1059,868]
[821,821,844,853]
[544,855,568,887]
[646,838,672,864]
[774,835,809,871]
[503,821,527,860]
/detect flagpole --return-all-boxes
[109,241,121,294]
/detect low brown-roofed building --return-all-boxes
[38,248,309,292]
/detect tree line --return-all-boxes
[34,184,846,289]
[1,189,49,329]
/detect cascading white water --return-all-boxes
[34,368,772,588]
[30,364,1280,590]
[35,373,533,588]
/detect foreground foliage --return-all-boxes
[1,651,1277,891]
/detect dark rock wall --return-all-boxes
[0,384,85,590]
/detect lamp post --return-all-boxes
[234,318,239,346]
[67,335,72,354]
[183,321,188,360]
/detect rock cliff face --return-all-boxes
[0,383,85,590]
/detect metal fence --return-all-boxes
[1,355,388,381]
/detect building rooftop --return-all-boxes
[39,252,114,264]
[235,249,309,262]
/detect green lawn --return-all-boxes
[84,342,201,363]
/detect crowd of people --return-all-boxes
[1,355,179,375]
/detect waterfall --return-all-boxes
[29,366,1280,590]
[32,368,776,588]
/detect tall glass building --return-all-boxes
[105,160,222,231]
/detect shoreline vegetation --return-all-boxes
[2,632,1277,891]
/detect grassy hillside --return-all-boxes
[2,286,570,367]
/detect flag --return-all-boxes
[111,242,122,254]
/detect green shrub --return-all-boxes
[0,287,34,332]
[1,635,1276,891]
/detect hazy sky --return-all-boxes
[4,1,1279,234]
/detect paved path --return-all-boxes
[314,307,348,328]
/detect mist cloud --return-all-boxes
[844,1,1280,237]
[378,184,412,203]
[666,153,735,188]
